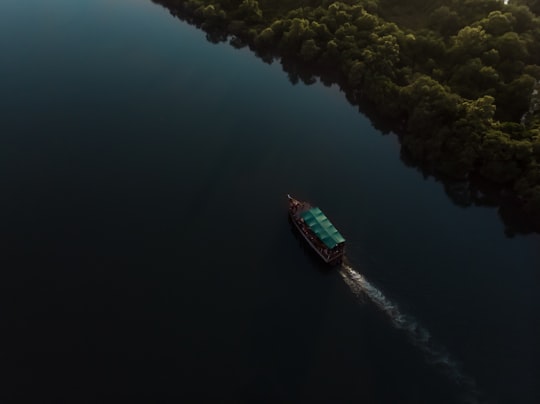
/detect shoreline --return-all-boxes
[152,0,540,232]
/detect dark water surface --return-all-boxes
[1,0,539,402]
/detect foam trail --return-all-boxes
[340,262,480,404]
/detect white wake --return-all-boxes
[340,262,480,403]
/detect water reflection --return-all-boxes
[150,0,540,235]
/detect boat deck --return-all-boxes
[289,200,311,217]
[288,195,345,265]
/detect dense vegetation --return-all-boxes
[154,0,540,221]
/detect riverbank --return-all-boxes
[153,0,540,228]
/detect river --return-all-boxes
[1,0,539,402]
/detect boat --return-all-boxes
[287,194,346,265]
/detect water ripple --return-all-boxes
[340,262,481,404]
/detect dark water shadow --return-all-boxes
[150,0,540,235]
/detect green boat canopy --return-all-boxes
[300,207,345,249]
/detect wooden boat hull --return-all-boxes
[289,212,343,264]
[287,195,345,265]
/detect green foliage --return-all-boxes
[355,11,378,31]
[451,26,489,60]
[300,38,321,61]
[428,6,460,36]
[155,0,540,214]
[254,27,275,47]
[507,5,535,32]
[449,58,488,98]
[320,39,340,65]
[481,48,500,66]
[524,64,540,79]
[347,60,365,87]
[498,74,536,121]
[401,75,460,136]
[513,0,540,16]
[480,130,524,182]
[238,0,263,22]
[280,18,314,52]
[492,31,528,60]
[481,11,515,35]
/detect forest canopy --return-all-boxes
[154,0,540,217]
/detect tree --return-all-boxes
[401,75,460,137]
[237,0,262,23]
[498,74,536,121]
[451,26,489,61]
[481,11,515,36]
[512,0,540,16]
[348,60,365,87]
[492,31,528,60]
[280,18,314,52]
[254,27,275,47]
[479,130,523,182]
[355,11,378,32]
[300,39,321,61]
[429,6,460,36]
[449,58,487,98]
[506,5,535,33]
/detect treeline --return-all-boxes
[154,0,540,218]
